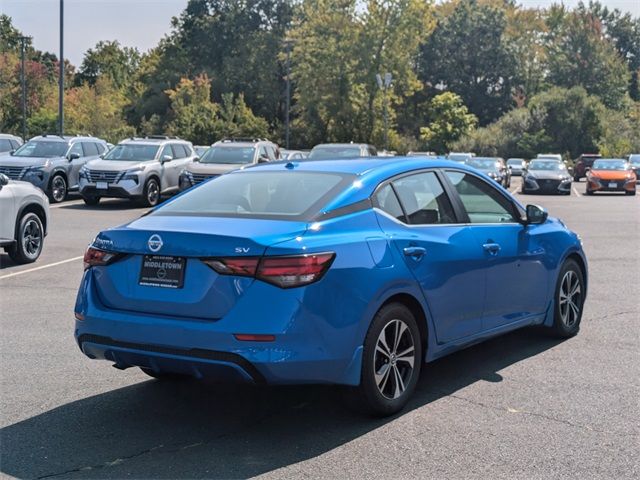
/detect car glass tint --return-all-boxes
[0,139,12,152]
[82,142,99,156]
[309,147,362,159]
[529,160,564,170]
[445,171,516,224]
[69,142,83,157]
[592,160,627,170]
[104,144,160,161]
[14,140,68,158]
[154,171,350,219]
[171,144,187,159]
[200,146,255,164]
[392,172,456,224]
[374,184,406,222]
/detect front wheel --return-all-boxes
[347,303,422,416]
[7,212,44,264]
[141,178,160,207]
[625,190,636,196]
[49,174,67,203]
[546,259,585,338]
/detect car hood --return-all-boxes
[185,162,246,175]
[0,155,60,167]
[589,170,632,180]
[85,159,156,171]
[526,170,568,180]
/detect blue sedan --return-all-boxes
[74,158,588,416]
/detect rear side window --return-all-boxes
[391,172,456,225]
[154,171,353,220]
[82,142,99,156]
[374,184,406,222]
[445,171,517,224]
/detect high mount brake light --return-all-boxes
[203,253,335,288]
[83,246,124,270]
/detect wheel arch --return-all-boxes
[378,292,429,361]
[14,202,47,240]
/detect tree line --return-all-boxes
[1,0,639,158]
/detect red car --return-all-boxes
[574,154,601,181]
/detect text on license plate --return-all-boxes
[139,255,186,289]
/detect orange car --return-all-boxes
[586,158,637,196]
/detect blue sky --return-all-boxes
[3,0,639,67]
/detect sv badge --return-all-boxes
[235,247,251,253]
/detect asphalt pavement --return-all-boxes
[0,178,638,479]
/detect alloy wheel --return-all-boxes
[22,218,42,258]
[373,318,416,400]
[147,180,160,205]
[51,176,67,202]
[559,270,582,328]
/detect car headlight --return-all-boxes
[22,166,45,181]
[79,166,88,178]
[561,177,572,183]
[121,167,144,183]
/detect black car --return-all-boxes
[521,159,572,195]
[466,157,511,188]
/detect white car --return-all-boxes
[0,173,50,264]
[0,133,23,155]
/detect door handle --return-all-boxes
[482,242,501,255]
[403,246,426,259]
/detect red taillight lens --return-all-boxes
[202,257,260,277]
[83,246,123,270]
[257,253,335,288]
[202,252,335,288]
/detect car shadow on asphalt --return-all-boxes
[0,329,563,479]
[59,198,148,211]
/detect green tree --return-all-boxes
[76,40,141,90]
[419,0,516,125]
[419,92,477,153]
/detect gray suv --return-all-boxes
[178,138,280,191]
[308,143,377,159]
[0,134,108,203]
[79,136,197,206]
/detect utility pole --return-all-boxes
[376,72,392,152]
[58,0,64,136]
[284,39,292,150]
[19,36,30,141]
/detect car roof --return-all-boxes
[31,134,104,143]
[312,143,371,148]
[120,137,191,146]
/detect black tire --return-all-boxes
[140,177,161,207]
[7,212,44,264]
[546,259,585,338]
[346,303,422,416]
[82,195,100,206]
[48,174,67,203]
[586,188,594,195]
[139,367,188,381]
[573,176,580,182]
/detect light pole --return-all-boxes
[58,0,64,136]
[19,36,30,141]
[376,72,392,152]
[284,39,293,150]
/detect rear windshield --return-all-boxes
[104,144,159,161]
[309,146,361,160]
[154,170,354,220]
[13,140,68,158]
[200,146,255,164]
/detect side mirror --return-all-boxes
[0,173,9,187]
[193,156,200,162]
[161,154,173,163]
[69,152,81,161]
[9,150,15,155]
[525,204,548,225]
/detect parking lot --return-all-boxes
[0,176,638,479]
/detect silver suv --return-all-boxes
[178,138,280,191]
[0,134,23,154]
[79,136,197,206]
[0,134,108,203]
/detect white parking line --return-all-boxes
[0,255,83,280]
[510,186,519,194]
[50,200,85,209]
[572,187,581,197]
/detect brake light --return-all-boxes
[83,246,123,270]
[203,252,335,288]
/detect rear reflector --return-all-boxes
[203,252,335,288]
[234,334,276,342]
[83,246,124,270]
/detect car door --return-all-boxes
[373,171,486,344]
[0,181,16,241]
[443,170,549,331]
[163,144,188,191]
[157,144,175,192]
[66,142,85,188]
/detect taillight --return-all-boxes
[83,246,123,270]
[203,252,335,288]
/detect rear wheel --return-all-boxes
[49,174,67,203]
[7,212,44,264]
[347,303,422,416]
[546,259,585,338]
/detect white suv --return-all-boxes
[78,136,197,206]
[0,173,50,264]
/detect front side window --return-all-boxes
[104,144,160,161]
[160,145,174,160]
[154,171,353,220]
[69,142,84,157]
[445,171,517,224]
[391,172,456,225]
[0,139,13,152]
[82,142,99,156]
[171,144,187,159]
[14,140,69,158]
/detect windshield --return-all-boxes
[13,140,68,158]
[200,146,255,164]
[448,154,471,162]
[467,158,499,170]
[309,146,361,160]
[529,160,565,171]
[104,144,160,161]
[507,159,524,166]
[592,159,628,171]
[629,155,640,165]
[154,171,352,220]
